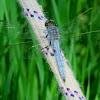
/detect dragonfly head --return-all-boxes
[45,20,56,29]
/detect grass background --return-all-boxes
[0,0,100,100]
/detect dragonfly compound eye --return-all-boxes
[45,19,55,28]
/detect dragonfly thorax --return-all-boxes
[45,20,60,40]
[48,26,60,40]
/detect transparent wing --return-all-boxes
[1,7,100,59]
[59,7,100,35]
[58,7,100,54]
[0,21,47,59]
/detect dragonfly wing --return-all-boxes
[1,21,47,41]
[58,7,100,54]
[2,40,45,59]
[1,21,48,59]
[59,7,100,35]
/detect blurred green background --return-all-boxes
[0,0,100,100]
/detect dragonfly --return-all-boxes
[45,19,66,82]
[0,7,100,72]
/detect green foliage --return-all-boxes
[0,0,100,100]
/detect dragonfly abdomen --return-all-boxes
[54,40,66,82]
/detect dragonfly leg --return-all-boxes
[41,45,49,51]
[46,34,48,38]
[63,79,65,82]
